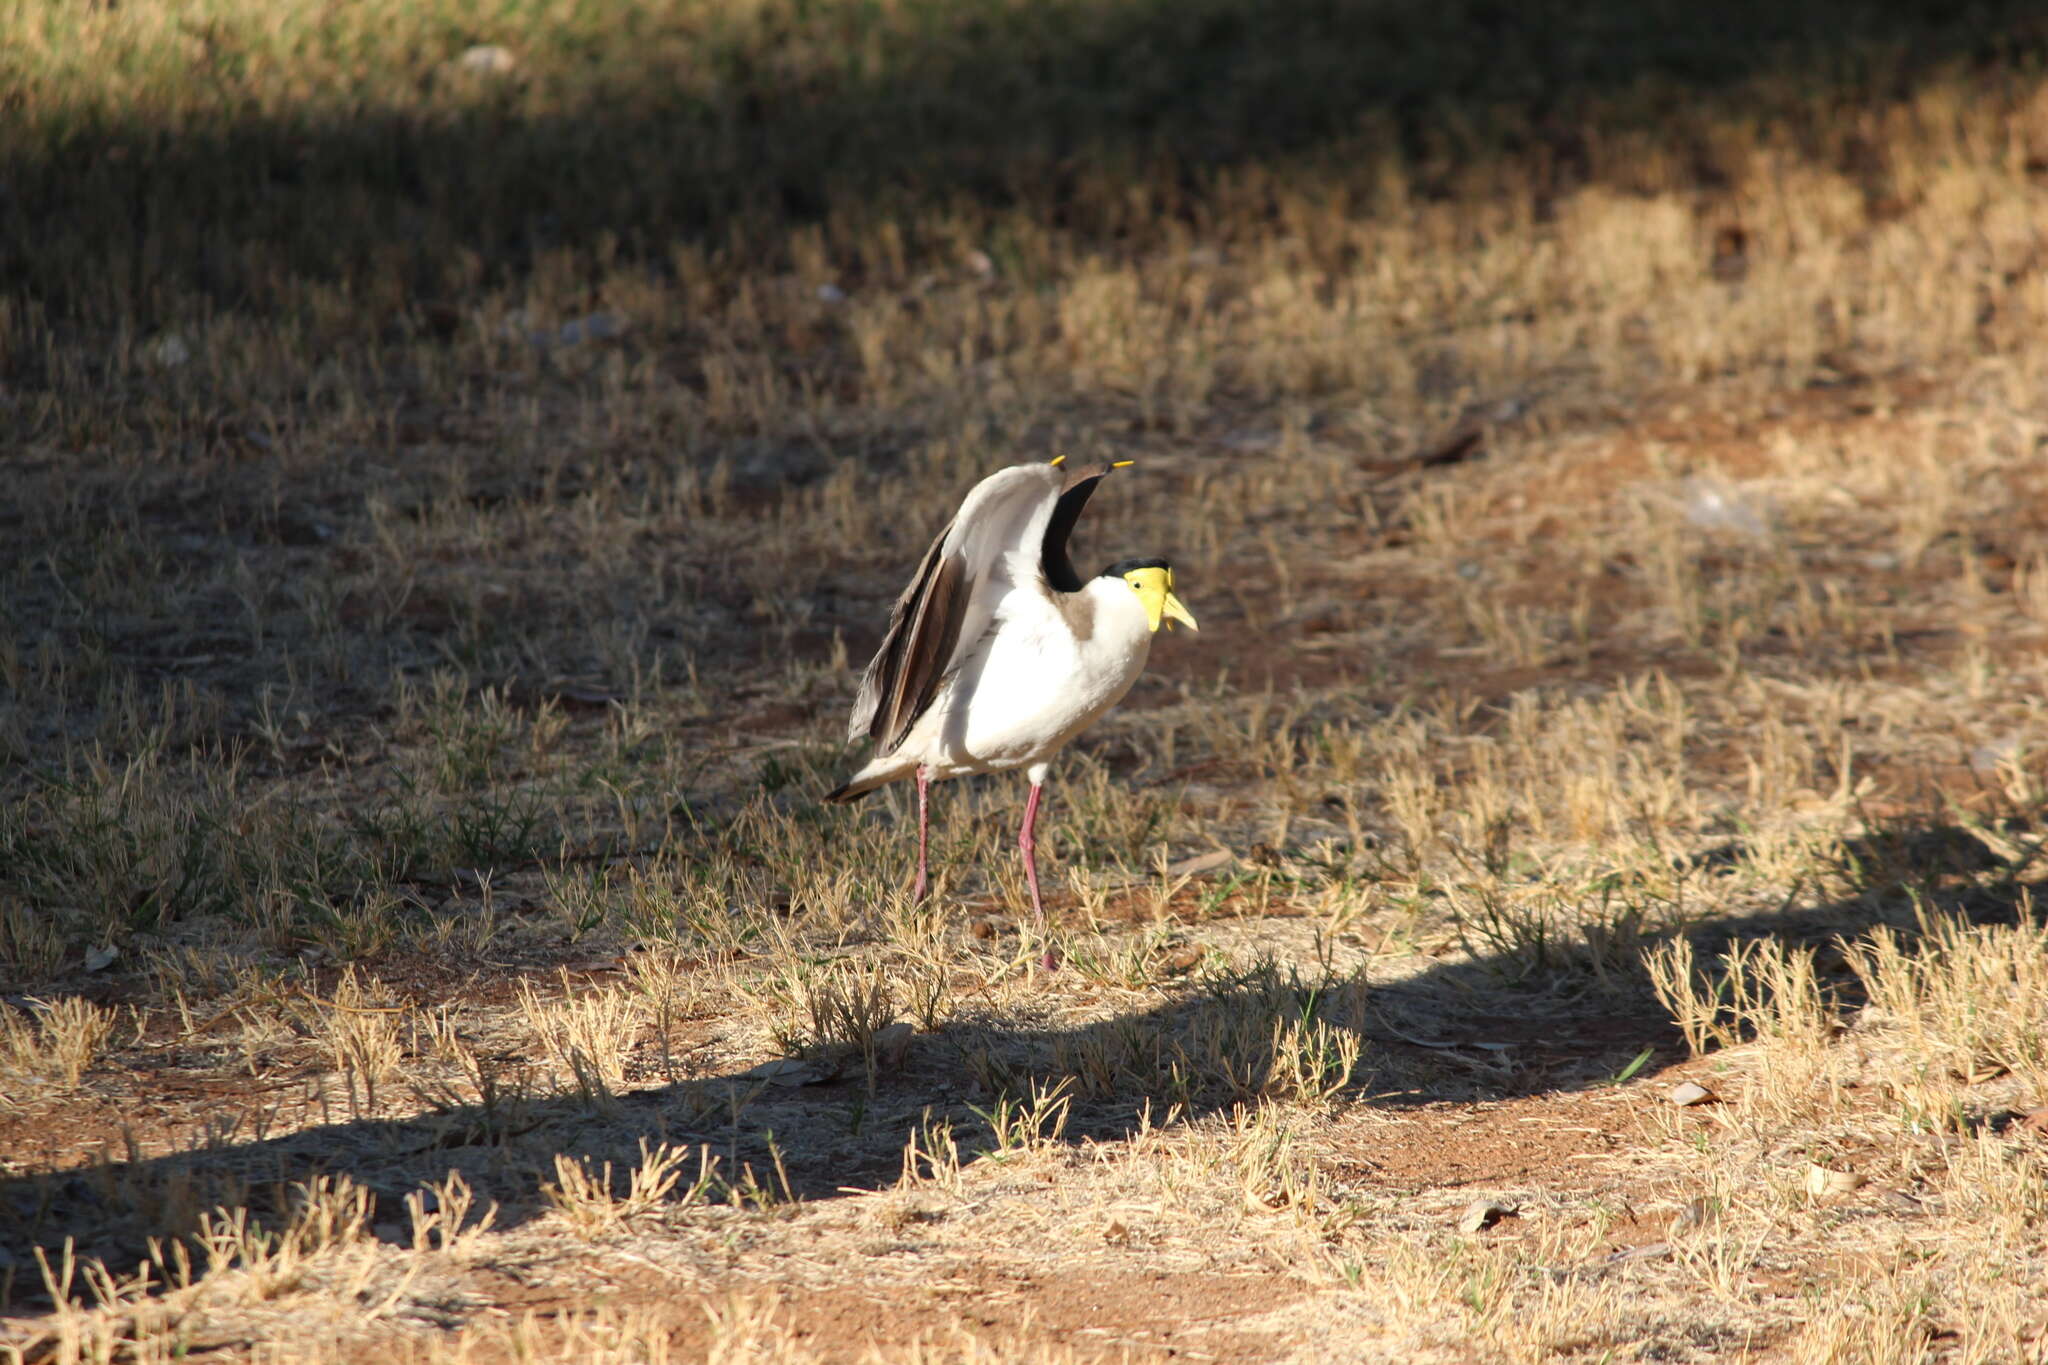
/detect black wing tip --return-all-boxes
[1044,471,1114,593]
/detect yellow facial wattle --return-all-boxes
[1123,566,1199,634]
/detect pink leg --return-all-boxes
[1019,782,1055,968]
[909,766,932,902]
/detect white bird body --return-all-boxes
[836,572,1153,793]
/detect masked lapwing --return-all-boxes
[825,458,1196,960]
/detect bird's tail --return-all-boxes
[821,778,874,804]
[823,753,918,804]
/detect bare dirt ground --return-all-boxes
[10,3,2048,1360]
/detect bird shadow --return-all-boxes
[2,813,2038,1312]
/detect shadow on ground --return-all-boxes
[2,818,2037,1308]
[6,0,2045,328]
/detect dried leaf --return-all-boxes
[1605,1241,1673,1264]
[1165,849,1234,879]
[742,1057,839,1088]
[1672,1198,1718,1232]
[1803,1164,1864,1199]
[546,684,624,711]
[1410,423,1485,470]
[1668,1081,1717,1107]
[1457,1199,1515,1233]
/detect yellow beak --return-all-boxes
[1126,566,1199,634]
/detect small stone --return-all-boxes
[457,45,517,76]
[83,944,118,973]
[542,313,626,347]
[871,1022,914,1069]
[816,283,848,304]
[274,509,335,546]
[1457,1199,1514,1233]
[1680,477,1770,539]
[1669,1081,1717,1106]
[145,333,190,369]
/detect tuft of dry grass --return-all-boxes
[0,996,116,1096]
[291,967,406,1117]
[403,1169,497,1259]
[517,972,650,1102]
[542,1139,717,1238]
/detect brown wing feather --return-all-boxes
[847,523,971,753]
[877,552,968,752]
[846,528,946,742]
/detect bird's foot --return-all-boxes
[1032,919,1059,971]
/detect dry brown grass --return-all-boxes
[9,1,2048,1359]
[1636,908,2048,1363]
[0,997,117,1097]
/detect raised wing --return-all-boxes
[848,462,1111,754]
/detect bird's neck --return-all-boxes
[1078,576,1155,649]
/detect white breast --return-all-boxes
[927,577,1153,777]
